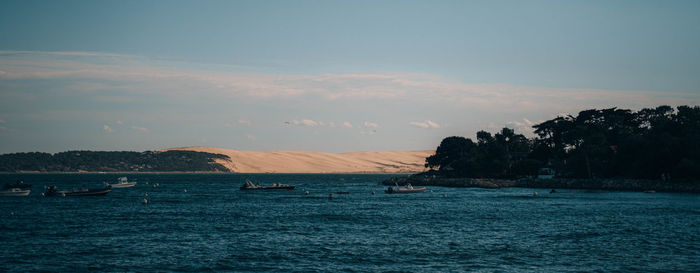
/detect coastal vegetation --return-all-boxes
[0,150,230,172]
[424,105,700,181]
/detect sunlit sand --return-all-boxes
[168,147,432,173]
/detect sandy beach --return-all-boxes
[168,147,433,173]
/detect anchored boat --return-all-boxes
[107,177,137,188]
[385,183,427,194]
[44,185,111,197]
[0,188,31,197]
[240,179,295,190]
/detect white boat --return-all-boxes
[107,177,137,188]
[0,188,31,197]
[385,183,427,194]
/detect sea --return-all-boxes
[0,173,698,272]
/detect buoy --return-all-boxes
[152,184,157,188]
[533,192,538,197]
[371,191,375,195]
[305,191,309,195]
[144,193,148,197]
[442,194,447,198]
[183,189,187,193]
[329,193,334,199]
[142,199,149,204]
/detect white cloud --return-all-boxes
[131,126,148,132]
[289,119,318,127]
[363,121,379,128]
[237,119,251,126]
[103,125,113,132]
[301,119,318,126]
[506,118,539,136]
[1,51,697,113]
[343,122,353,128]
[409,120,440,129]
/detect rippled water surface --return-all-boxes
[1,174,698,272]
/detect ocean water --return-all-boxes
[0,173,698,272]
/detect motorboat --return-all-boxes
[240,179,295,190]
[0,188,31,197]
[44,185,111,197]
[106,177,137,188]
[3,181,32,189]
[385,183,427,194]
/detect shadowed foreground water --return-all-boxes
[1,174,698,272]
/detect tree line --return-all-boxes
[0,150,230,172]
[425,105,700,181]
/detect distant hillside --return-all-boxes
[167,147,433,173]
[0,150,229,172]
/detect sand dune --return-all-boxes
[168,147,433,173]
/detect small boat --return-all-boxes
[385,183,427,194]
[0,188,31,197]
[240,179,295,190]
[3,181,32,190]
[106,177,137,188]
[44,185,111,197]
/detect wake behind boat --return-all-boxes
[0,188,31,197]
[106,177,137,188]
[240,179,295,190]
[385,183,427,194]
[44,185,111,197]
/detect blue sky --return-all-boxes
[1,0,699,153]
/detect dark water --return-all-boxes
[0,174,698,272]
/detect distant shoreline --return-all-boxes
[383,176,700,193]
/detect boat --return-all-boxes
[385,183,427,194]
[43,185,111,197]
[240,179,295,190]
[3,181,32,190]
[0,188,31,197]
[106,177,137,188]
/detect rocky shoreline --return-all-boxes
[382,176,700,193]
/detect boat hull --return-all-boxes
[240,185,295,190]
[45,188,111,197]
[62,189,111,196]
[109,182,137,188]
[0,189,31,196]
[385,187,427,194]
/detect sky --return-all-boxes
[0,0,699,153]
